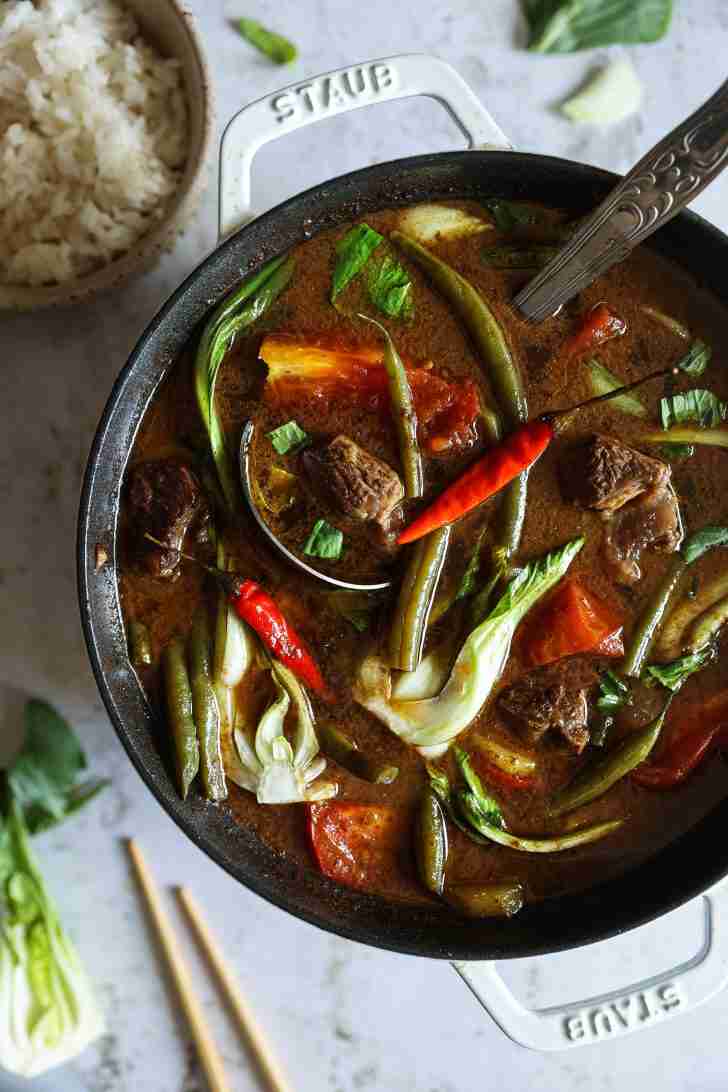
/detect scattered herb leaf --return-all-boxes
[523,0,673,53]
[368,257,414,320]
[267,420,310,455]
[596,670,631,713]
[484,198,541,232]
[304,519,344,560]
[660,389,727,430]
[645,645,716,692]
[454,747,505,829]
[331,224,383,301]
[677,339,711,379]
[236,18,297,64]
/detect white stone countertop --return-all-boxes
[2,1,728,1089]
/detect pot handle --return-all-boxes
[218,53,511,238]
[452,879,728,1050]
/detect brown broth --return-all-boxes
[119,200,728,909]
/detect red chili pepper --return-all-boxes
[397,418,553,545]
[563,303,626,360]
[231,579,328,696]
[631,723,718,789]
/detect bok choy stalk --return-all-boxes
[195,255,295,510]
[0,701,107,1076]
[225,660,336,803]
[355,537,583,758]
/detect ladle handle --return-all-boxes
[514,78,728,323]
[218,53,511,238]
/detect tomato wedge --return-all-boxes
[633,692,728,789]
[306,803,404,892]
[521,578,624,668]
[563,303,626,361]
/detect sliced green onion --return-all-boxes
[587,359,646,417]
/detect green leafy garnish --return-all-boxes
[303,519,344,560]
[660,443,695,462]
[484,199,541,232]
[195,255,295,510]
[645,645,716,692]
[8,701,108,834]
[368,257,414,320]
[588,359,646,417]
[597,670,631,713]
[455,529,488,603]
[266,419,310,455]
[682,526,728,566]
[676,339,711,379]
[236,18,297,63]
[523,0,673,53]
[660,389,727,430]
[330,224,383,301]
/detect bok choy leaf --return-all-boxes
[195,255,295,510]
[355,537,583,757]
[0,801,104,1077]
[523,0,673,53]
[227,661,336,803]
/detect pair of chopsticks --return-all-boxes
[127,839,292,1092]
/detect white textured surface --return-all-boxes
[2,1,728,1089]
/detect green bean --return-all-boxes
[127,620,152,667]
[458,792,623,852]
[551,702,671,816]
[391,230,528,567]
[688,594,728,652]
[623,555,687,677]
[657,571,728,658]
[359,314,422,497]
[316,721,399,784]
[414,789,448,896]
[391,231,527,427]
[481,245,556,269]
[388,525,451,671]
[188,612,227,802]
[445,882,524,918]
[641,305,690,341]
[162,639,200,799]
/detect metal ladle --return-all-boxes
[239,421,392,593]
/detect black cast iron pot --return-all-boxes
[78,55,728,966]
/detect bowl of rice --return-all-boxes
[0,0,212,310]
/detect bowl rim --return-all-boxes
[0,0,214,312]
[78,148,728,960]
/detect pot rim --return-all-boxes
[78,148,728,960]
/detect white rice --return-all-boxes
[0,0,188,286]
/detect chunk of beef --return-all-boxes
[560,434,669,512]
[498,658,597,753]
[604,479,683,585]
[127,460,207,580]
[303,435,404,527]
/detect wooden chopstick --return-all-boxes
[177,886,294,1092]
[126,840,233,1092]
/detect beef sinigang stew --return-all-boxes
[119,199,728,918]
